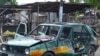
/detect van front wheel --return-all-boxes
[42,52,55,56]
[87,46,95,56]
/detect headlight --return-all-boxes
[25,49,29,54]
[2,46,6,51]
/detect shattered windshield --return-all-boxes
[29,25,60,40]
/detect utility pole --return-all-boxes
[59,0,63,22]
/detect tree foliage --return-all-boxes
[0,0,17,5]
[69,0,81,3]
[69,0,74,3]
[69,0,100,9]
[84,0,100,9]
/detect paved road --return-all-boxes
[95,46,100,56]
[95,39,100,56]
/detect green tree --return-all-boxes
[11,0,17,5]
[84,0,100,9]
[69,0,100,9]
[0,0,17,5]
[69,0,74,3]
[69,0,81,3]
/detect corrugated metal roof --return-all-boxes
[0,2,94,15]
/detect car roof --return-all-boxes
[40,22,85,27]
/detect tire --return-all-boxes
[87,46,95,56]
[42,52,55,56]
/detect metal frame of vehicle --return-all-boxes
[1,22,99,56]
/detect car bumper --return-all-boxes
[0,51,28,56]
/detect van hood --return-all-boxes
[5,38,41,47]
[3,34,51,47]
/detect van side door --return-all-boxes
[15,23,27,38]
[57,27,74,56]
[72,25,91,54]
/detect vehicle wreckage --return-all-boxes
[1,22,99,56]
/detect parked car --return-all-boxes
[1,22,99,56]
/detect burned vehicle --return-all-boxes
[1,22,98,56]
